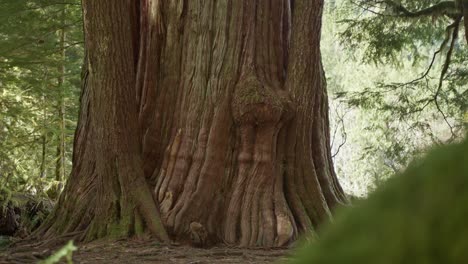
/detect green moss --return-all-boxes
[233,75,266,107]
[134,211,145,236]
[290,139,468,264]
[231,75,289,125]
[107,222,127,238]
[107,213,134,239]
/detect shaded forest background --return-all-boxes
[0,0,466,205]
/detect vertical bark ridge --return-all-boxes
[152,0,245,245]
[32,55,98,240]
[150,1,295,246]
[33,0,169,242]
[283,0,347,233]
[147,0,343,247]
[140,0,187,185]
[226,0,296,247]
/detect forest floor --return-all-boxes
[0,238,292,263]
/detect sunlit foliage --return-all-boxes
[0,0,83,197]
[325,0,467,195]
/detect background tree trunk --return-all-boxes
[35,0,346,247]
[55,8,66,183]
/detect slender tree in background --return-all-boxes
[34,0,347,247]
[55,8,67,182]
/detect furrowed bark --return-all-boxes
[37,0,346,247]
[33,0,168,242]
[150,0,346,247]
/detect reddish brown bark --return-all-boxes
[35,0,347,247]
[34,0,168,242]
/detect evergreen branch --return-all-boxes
[350,0,460,18]
[331,101,348,159]
[434,17,461,140]
[63,41,84,50]
[0,20,82,56]
[349,0,389,16]
[383,0,460,18]
[6,2,80,17]
[405,20,459,85]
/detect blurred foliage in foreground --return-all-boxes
[291,138,468,264]
[38,240,77,264]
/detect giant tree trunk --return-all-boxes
[34,0,347,247]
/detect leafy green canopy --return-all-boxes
[0,0,83,196]
[290,138,468,263]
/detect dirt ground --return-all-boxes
[0,239,293,264]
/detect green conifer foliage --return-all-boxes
[0,0,83,196]
[324,0,467,194]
